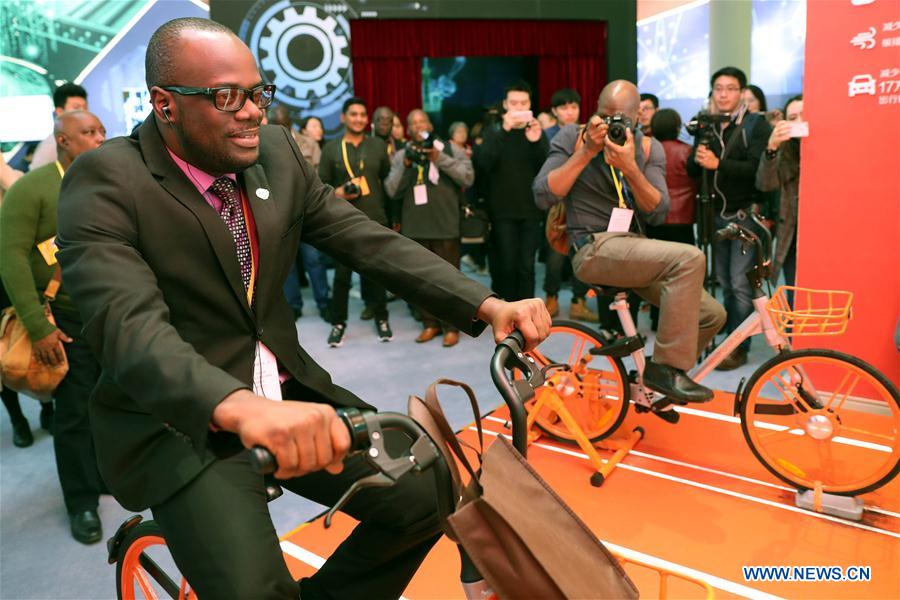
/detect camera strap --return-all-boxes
[341,139,365,179]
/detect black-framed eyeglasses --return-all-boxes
[160,84,276,112]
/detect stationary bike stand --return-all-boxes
[523,367,644,487]
[794,480,864,521]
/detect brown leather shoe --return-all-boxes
[442,331,459,347]
[569,298,599,323]
[544,295,559,318]
[416,327,441,343]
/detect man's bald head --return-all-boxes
[597,80,641,121]
[145,17,237,88]
[54,110,106,162]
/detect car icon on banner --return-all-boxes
[848,74,877,97]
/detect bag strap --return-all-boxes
[43,265,62,302]
[421,379,484,485]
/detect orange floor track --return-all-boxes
[279,391,899,599]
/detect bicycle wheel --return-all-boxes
[116,520,194,600]
[740,348,900,496]
[525,320,630,443]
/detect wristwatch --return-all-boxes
[765,148,778,160]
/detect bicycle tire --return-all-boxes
[115,520,187,600]
[526,320,630,444]
[739,348,900,496]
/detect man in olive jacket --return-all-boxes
[56,18,549,599]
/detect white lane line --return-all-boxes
[601,540,784,600]
[482,415,899,518]
[483,414,793,492]
[470,427,900,540]
[280,541,325,568]
[280,542,412,600]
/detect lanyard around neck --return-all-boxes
[609,165,626,209]
[55,160,65,178]
[341,139,364,178]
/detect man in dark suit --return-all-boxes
[56,17,550,599]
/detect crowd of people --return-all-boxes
[0,19,804,566]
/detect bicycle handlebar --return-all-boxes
[489,331,544,456]
[713,222,771,276]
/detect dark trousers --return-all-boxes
[51,309,104,514]
[646,224,697,330]
[543,247,589,300]
[413,238,461,331]
[329,261,387,324]
[151,432,442,599]
[489,218,541,301]
[714,213,763,352]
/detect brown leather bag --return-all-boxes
[409,379,639,600]
[0,267,68,400]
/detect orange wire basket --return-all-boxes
[765,286,853,337]
[615,554,715,599]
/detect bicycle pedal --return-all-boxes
[651,408,680,425]
[589,334,645,357]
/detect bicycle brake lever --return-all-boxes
[324,414,427,528]
[324,471,395,528]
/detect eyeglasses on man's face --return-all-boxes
[160,84,276,112]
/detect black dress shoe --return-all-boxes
[70,509,102,544]
[11,419,33,448]
[643,361,714,404]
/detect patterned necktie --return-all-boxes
[209,177,253,299]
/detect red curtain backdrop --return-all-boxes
[350,19,608,125]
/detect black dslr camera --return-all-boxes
[343,180,360,196]
[686,111,731,146]
[601,113,634,145]
[406,132,436,166]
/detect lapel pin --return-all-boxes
[255,188,270,200]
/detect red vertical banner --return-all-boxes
[797,0,900,384]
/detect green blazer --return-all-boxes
[56,118,491,511]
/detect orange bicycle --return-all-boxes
[524,222,899,496]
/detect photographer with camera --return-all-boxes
[686,67,772,370]
[384,109,474,347]
[533,80,726,406]
[475,82,549,302]
[319,97,393,346]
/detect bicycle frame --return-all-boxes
[610,291,791,409]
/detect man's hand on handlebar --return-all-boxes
[476,297,551,352]
[211,390,351,479]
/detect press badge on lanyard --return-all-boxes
[341,139,370,197]
[606,166,633,233]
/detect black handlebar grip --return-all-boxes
[249,446,278,475]
[505,330,525,352]
[248,407,369,475]
[714,224,738,243]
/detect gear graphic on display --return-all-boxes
[240,0,355,129]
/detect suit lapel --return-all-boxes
[239,164,277,312]
[138,118,253,321]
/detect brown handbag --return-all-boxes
[409,379,639,600]
[0,266,68,400]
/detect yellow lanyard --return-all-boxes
[609,165,626,209]
[55,160,65,178]
[340,139,365,179]
[415,165,425,185]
